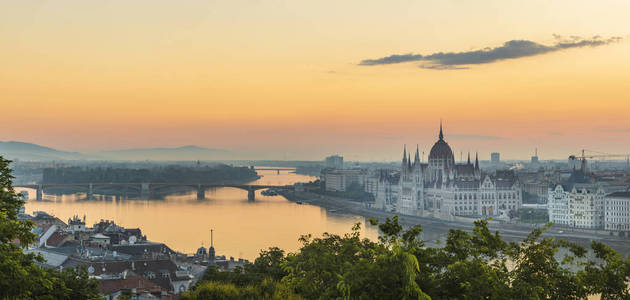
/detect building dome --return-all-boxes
[429,139,454,161]
[428,122,455,162]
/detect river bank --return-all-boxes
[279,190,630,256]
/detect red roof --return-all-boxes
[46,232,70,247]
[98,276,162,294]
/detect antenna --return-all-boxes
[210,229,214,248]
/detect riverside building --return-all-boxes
[604,192,630,233]
[547,182,606,229]
[393,124,522,220]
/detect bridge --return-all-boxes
[14,183,290,201]
[252,167,295,174]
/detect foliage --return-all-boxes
[519,207,549,224]
[181,279,302,300]
[185,211,630,300]
[0,156,101,299]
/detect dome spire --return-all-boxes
[439,120,444,140]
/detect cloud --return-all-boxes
[603,128,630,133]
[359,35,622,69]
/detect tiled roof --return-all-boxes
[46,232,70,247]
[25,249,69,268]
[607,191,630,198]
[66,258,179,291]
[112,243,175,257]
[98,276,162,294]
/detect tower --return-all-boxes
[208,229,215,261]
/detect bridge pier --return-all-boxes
[197,185,205,200]
[140,183,150,199]
[247,187,255,201]
[36,185,43,201]
[87,183,94,200]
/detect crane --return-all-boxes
[568,149,630,173]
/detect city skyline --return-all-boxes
[2,1,630,160]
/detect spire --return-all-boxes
[414,145,420,164]
[467,152,471,165]
[408,153,412,169]
[402,145,407,163]
[439,120,444,140]
[475,152,479,170]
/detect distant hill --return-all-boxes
[92,145,234,161]
[0,141,84,161]
[0,142,235,161]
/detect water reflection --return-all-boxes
[21,168,379,260]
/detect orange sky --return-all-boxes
[1,0,629,160]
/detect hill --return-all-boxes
[0,141,83,161]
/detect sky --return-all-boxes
[1,0,629,161]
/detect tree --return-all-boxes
[0,156,100,299]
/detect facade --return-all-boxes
[395,124,522,219]
[491,153,500,164]
[322,168,367,192]
[68,215,87,232]
[372,170,399,211]
[547,183,606,229]
[325,155,344,169]
[604,192,630,232]
[523,182,549,203]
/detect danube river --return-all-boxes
[20,168,378,260]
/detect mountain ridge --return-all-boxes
[0,141,233,161]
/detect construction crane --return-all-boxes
[568,149,630,173]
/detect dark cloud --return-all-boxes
[359,35,622,69]
[360,53,424,66]
[419,64,469,70]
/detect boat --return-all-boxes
[295,201,303,205]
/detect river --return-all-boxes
[20,168,379,260]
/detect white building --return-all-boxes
[322,169,367,192]
[604,192,630,232]
[68,215,88,233]
[372,170,399,211]
[547,183,606,229]
[395,124,522,219]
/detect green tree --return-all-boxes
[0,156,100,299]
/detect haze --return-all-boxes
[2,0,630,161]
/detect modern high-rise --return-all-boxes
[325,155,344,169]
[491,153,500,164]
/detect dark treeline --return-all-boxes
[42,164,259,184]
